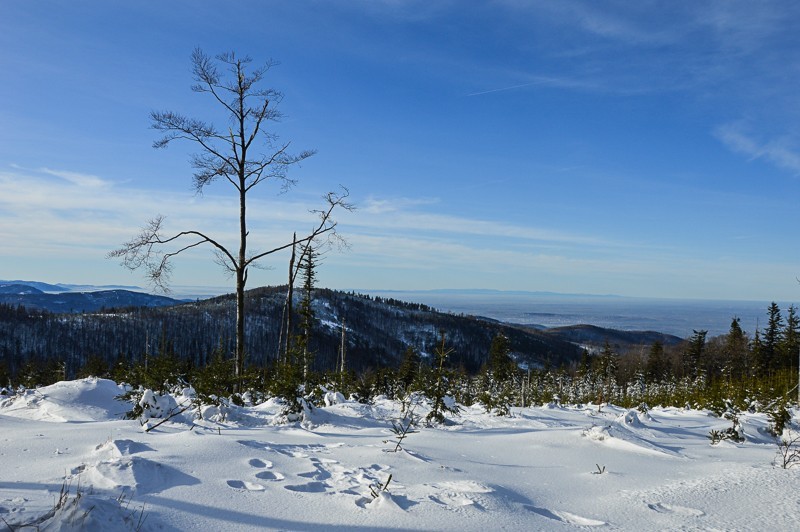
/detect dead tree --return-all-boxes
[109,49,351,389]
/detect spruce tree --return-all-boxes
[782,305,799,371]
[764,302,784,372]
[723,318,748,381]
[479,333,517,415]
[682,330,707,381]
[645,341,666,382]
[398,346,422,393]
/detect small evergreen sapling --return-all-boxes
[708,402,745,444]
[767,403,792,437]
[425,331,460,425]
[385,395,420,452]
[369,474,393,499]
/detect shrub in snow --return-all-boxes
[582,424,610,441]
[767,403,792,437]
[619,410,637,426]
[324,389,346,407]
[708,409,745,445]
[775,430,800,469]
[139,389,179,419]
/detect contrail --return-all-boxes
[466,80,550,97]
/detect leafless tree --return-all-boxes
[110,49,352,388]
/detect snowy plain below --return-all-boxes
[1,378,799,531]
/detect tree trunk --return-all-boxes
[284,234,297,362]
[235,175,247,391]
[235,268,245,390]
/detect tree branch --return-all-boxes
[108,215,236,292]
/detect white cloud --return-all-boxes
[39,167,111,188]
[715,123,800,175]
[345,198,621,248]
[362,195,439,214]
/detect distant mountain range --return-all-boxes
[0,281,182,313]
[0,282,686,379]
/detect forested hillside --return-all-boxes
[0,285,582,383]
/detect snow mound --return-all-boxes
[0,378,128,422]
[81,456,199,495]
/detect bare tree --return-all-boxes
[110,49,351,388]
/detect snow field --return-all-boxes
[1,378,799,530]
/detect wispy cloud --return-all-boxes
[39,167,111,188]
[715,123,800,175]
[347,200,614,247]
[362,195,439,214]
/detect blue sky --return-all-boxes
[1,1,799,301]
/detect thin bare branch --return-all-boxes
[244,187,353,267]
[108,216,236,292]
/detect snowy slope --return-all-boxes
[1,379,798,531]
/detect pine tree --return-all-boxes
[425,331,459,424]
[479,333,518,415]
[397,346,422,393]
[751,327,763,377]
[682,330,707,381]
[764,302,784,372]
[645,341,666,382]
[723,318,748,381]
[593,342,618,405]
[781,305,799,371]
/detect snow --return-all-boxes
[1,378,799,530]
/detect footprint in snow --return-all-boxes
[255,471,285,481]
[226,480,266,491]
[648,502,705,516]
[247,457,283,481]
[528,506,607,527]
[284,481,328,493]
[248,458,273,469]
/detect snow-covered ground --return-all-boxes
[1,378,798,531]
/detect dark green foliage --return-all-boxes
[682,330,707,381]
[768,404,792,437]
[77,355,110,379]
[761,303,784,372]
[192,349,237,405]
[0,360,10,389]
[5,298,800,424]
[645,341,667,382]
[708,403,745,444]
[397,346,422,393]
[782,306,799,371]
[478,333,518,416]
[0,286,584,383]
[425,332,461,424]
[267,358,306,414]
[351,370,377,405]
[15,358,66,388]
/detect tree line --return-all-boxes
[2,297,798,419]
